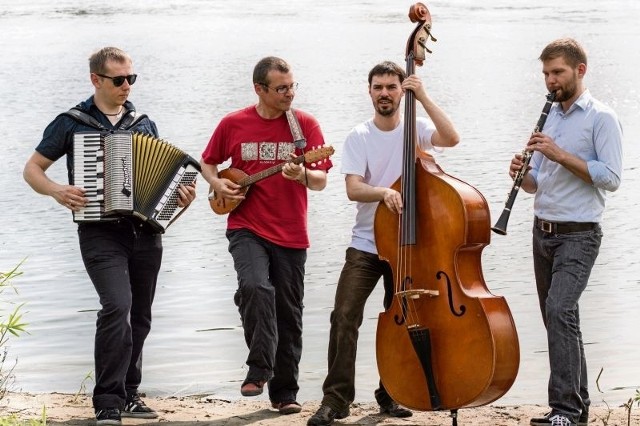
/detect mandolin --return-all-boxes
[208,145,334,215]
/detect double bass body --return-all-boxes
[371,1,520,414]
[374,150,520,410]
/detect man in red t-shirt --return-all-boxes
[200,56,332,415]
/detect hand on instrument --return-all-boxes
[402,74,428,102]
[209,177,244,201]
[282,155,305,183]
[177,181,197,208]
[382,188,403,214]
[53,185,87,211]
[508,153,528,180]
[527,131,563,162]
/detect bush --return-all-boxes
[0,260,28,401]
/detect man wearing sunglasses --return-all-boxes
[23,46,196,426]
[201,56,332,416]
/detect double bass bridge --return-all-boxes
[398,288,439,299]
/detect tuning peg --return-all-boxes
[418,40,433,54]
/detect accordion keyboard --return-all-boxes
[73,132,105,222]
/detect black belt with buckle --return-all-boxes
[535,217,598,234]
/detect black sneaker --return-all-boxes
[95,408,121,426]
[121,393,158,419]
[307,404,350,426]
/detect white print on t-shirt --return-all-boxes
[241,141,295,162]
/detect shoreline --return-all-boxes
[2,392,638,425]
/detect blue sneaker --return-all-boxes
[531,411,586,426]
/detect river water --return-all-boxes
[1,0,639,409]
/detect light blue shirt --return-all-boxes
[529,89,623,223]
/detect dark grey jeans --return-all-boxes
[227,229,306,404]
[321,247,395,412]
[532,225,602,423]
[78,219,162,411]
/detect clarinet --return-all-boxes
[491,91,556,235]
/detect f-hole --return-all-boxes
[437,271,465,317]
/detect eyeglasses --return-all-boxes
[260,82,298,94]
[95,73,137,87]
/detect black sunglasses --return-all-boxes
[96,73,137,87]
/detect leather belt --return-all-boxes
[535,217,598,234]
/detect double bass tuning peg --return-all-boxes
[426,29,437,43]
[417,25,437,55]
[418,39,433,54]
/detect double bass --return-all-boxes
[374,3,519,423]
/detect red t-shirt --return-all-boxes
[202,106,332,248]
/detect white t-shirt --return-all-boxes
[340,116,436,254]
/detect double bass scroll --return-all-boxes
[374,2,520,417]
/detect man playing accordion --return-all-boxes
[23,46,196,426]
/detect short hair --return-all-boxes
[253,56,290,86]
[368,61,406,85]
[89,47,132,74]
[539,38,587,68]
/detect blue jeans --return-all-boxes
[78,219,162,411]
[532,225,602,422]
[226,229,306,403]
[321,247,396,412]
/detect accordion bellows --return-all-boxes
[73,131,201,233]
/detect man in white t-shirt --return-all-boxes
[308,61,460,426]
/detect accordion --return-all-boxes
[72,131,201,233]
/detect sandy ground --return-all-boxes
[1,392,639,425]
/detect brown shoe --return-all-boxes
[379,401,412,418]
[272,401,302,415]
[307,405,349,426]
[240,380,266,397]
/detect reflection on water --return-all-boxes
[1,0,639,407]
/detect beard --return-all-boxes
[374,98,399,116]
[552,73,579,102]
